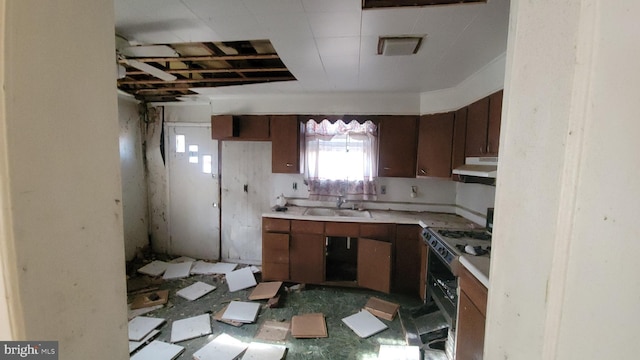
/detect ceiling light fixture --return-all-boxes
[377,36,424,56]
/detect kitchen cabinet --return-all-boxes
[419,241,428,302]
[358,238,392,293]
[394,224,422,296]
[452,107,468,172]
[377,115,418,178]
[271,115,304,173]
[289,220,325,284]
[360,223,394,241]
[211,115,270,140]
[262,218,290,281]
[455,264,488,360]
[416,112,455,178]
[464,90,503,157]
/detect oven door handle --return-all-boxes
[449,256,461,276]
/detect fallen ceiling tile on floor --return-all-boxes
[248,281,282,301]
[291,313,327,339]
[221,301,261,323]
[176,281,216,301]
[170,313,212,343]
[128,304,164,320]
[128,316,166,341]
[225,267,257,292]
[214,305,243,327]
[378,344,421,360]
[170,256,196,263]
[162,261,193,280]
[131,290,169,309]
[129,329,160,354]
[130,340,184,360]
[241,342,287,360]
[342,310,388,338]
[193,333,249,360]
[210,262,239,274]
[137,260,169,277]
[190,261,218,275]
[255,320,290,342]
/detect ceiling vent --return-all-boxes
[377,36,424,56]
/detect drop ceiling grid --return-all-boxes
[360,7,424,37]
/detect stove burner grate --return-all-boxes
[437,229,491,241]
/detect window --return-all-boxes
[305,119,377,200]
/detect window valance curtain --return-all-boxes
[305,119,377,201]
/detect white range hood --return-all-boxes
[452,157,498,178]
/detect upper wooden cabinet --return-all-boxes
[464,90,503,157]
[377,115,418,178]
[211,115,270,140]
[271,115,304,174]
[452,107,468,172]
[416,112,454,178]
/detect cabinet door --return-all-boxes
[452,107,468,171]
[357,238,392,293]
[394,225,421,295]
[487,90,503,156]
[455,291,486,360]
[271,115,303,173]
[416,112,454,177]
[465,97,490,157]
[211,115,235,139]
[290,233,325,284]
[377,116,418,178]
[419,241,428,302]
[236,115,270,140]
[262,232,290,281]
[360,223,394,241]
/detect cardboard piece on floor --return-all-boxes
[130,290,169,310]
[128,316,166,341]
[130,340,184,360]
[248,281,282,300]
[342,310,388,338]
[193,333,248,360]
[171,256,195,263]
[377,345,421,360]
[129,329,160,354]
[364,297,400,321]
[221,301,260,323]
[213,305,243,327]
[128,304,164,320]
[138,261,169,277]
[190,261,218,275]
[225,267,257,292]
[241,342,287,360]
[170,313,212,343]
[255,320,290,342]
[162,261,193,280]
[176,281,216,301]
[291,313,328,338]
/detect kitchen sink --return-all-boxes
[337,209,371,218]
[302,207,371,218]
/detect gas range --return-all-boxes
[421,227,492,267]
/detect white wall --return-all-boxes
[487,1,640,359]
[118,96,149,260]
[1,0,128,358]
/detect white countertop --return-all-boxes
[263,206,482,229]
[459,255,490,288]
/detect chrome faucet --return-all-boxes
[336,195,346,209]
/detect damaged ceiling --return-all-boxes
[117,40,295,102]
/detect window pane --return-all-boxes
[175,135,186,153]
[189,145,199,163]
[202,155,212,174]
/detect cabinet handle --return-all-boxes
[286,163,293,167]
[384,167,391,170]
[487,142,492,153]
[479,146,485,154]
[420,169,427,175]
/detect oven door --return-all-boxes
[426,245,458,328]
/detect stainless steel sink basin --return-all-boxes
[337,209,371,218]
[303,208,337,217]
[302,207,371,218]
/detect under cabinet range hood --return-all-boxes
[452,157,498,178]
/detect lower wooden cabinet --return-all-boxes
[290,233,325,284]
[394,224,422,296]
[357,238,392,293]
[455,265,488,360]
[262,232,289,281]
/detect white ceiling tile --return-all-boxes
[361,8,422,37]
[182,0,265,41]
[307,12,362,38]
[243,0,305,15]
[302,0,361,13]
[316,37,361,58]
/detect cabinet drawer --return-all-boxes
[291,220,324,234]
[360,223,394,241]
[325,222,360,237]
[459,266,488,317]
[263,218,290,233]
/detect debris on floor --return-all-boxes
[255,320,290,342]
[170,313,212,343]
[137,260,169,277]
[225,267,257,292]
[222,301,261,323]
[248,281,283,300]
[129,329,160,354]
[176,281,216,301]
[162,261,193,280]
[291,313,328,339]
[365,297,400,321]
[213,305,243,327]
[193,333,248,360]
[128,304,164,320]
[377,345,420,360]
[128,316,166,341]
[130,289,169,309]
[130,340,184,360]
[242,342,287,360]
[342,310,388,338]
[170,256,196,263]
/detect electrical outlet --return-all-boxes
[380,185,386,195]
